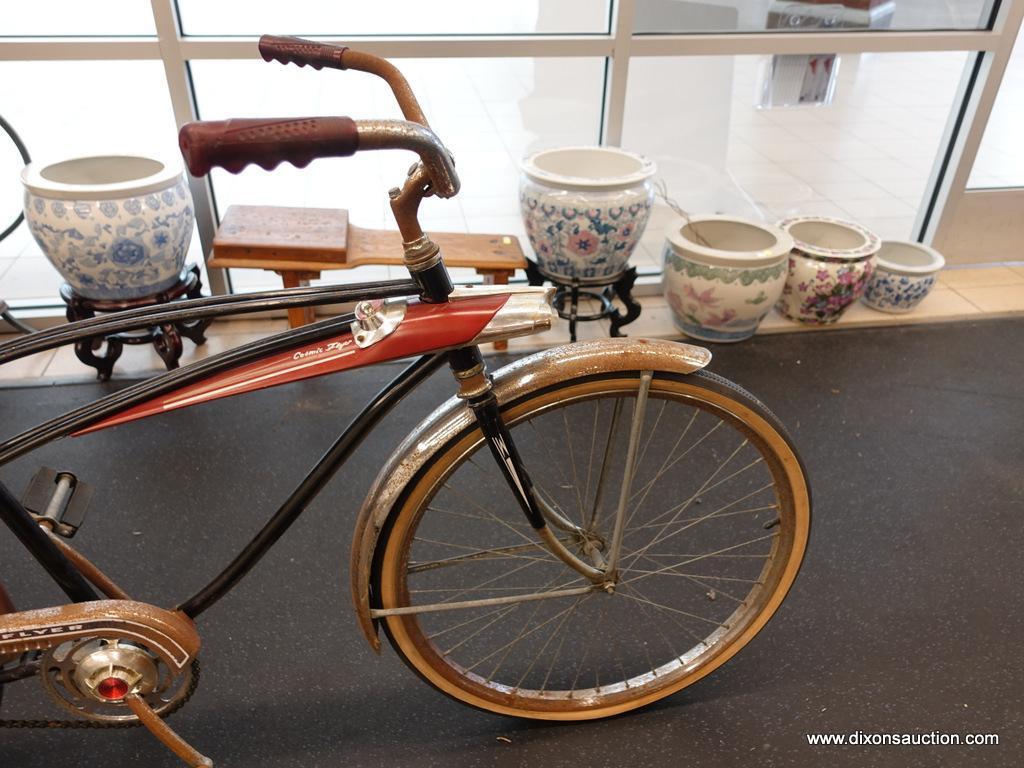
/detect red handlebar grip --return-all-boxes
[258,34,348,70]
[178,117,360,176]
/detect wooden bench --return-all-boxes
[209,205,527,348]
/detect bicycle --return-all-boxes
[0,36,811,768]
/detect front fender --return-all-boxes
[349,337,711,651]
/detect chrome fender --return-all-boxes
[350,337,711,650]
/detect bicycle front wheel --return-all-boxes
[375,369,810,719]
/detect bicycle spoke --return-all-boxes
[434,557,547,605]
[475,598,582,679]
[623,444,761,569]
[632,553,748,604]
[528,419,575,502]
[435,569,575,657]
[619,581,704,652]
[540,595,585,692]
[439,605,521,653]
[625,404,697,525]
[580,399,601,526]
[624,501,777,532]
[635,552,770,559]
[516,593,581,689]
[561,409,586,528]
[619,581,712,647]
[625,414,717,514]
[615,587,722,627]
[586,396,623,531]
[633,439,753,533]
[425,503,530,529]
[409,549,555,575]
[442,480,542,549]
[621,532,779,589]
[427,603,519,641]
[621,484,776,560]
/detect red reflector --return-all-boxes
[97,677,129,700]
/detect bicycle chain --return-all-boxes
[0,657,200,730]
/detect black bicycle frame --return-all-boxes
[0,258,547,617]
[0,347,447,615]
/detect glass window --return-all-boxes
[190,57,606,290]
[969,20,1024,188]
[634,0,995,34]
[178,0,611,36]
[0,2,156,36]
[621,51,970,273]
[0,61,202,304]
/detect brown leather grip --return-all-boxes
[178,117,359,176]
[258,34,347,70]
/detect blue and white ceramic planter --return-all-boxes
[22,155,194,300]
[520,146,655,282]
[861,240,944,313]
[662,215,793,343]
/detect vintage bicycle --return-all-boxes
[0,37,811,767]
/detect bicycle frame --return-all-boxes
[0,281,556,617]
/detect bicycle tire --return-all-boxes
[374,368,811,719]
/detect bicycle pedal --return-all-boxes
[21,467,94,538]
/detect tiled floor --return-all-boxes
[3,265,1024,385]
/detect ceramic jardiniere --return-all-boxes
[520,146,655,282]
[662,215,793,343]
[22,155,194,300]
[861,240,944,313]
[776,216,880,324]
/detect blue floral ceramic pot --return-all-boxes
[861,240,944,313]
[22,155,194,300]
[662,215,793,343]
[520,146,655,282]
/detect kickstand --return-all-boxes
[125,693,213,768]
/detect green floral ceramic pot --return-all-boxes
[662,215,793,343]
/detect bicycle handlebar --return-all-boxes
[178,117,460,198]
[258,35,429,127]
[258,34,348,71]
[178,116,359,176]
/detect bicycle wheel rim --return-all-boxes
[377,371,810,719]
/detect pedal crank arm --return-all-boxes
[126,693,213,768]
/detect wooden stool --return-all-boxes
[210,205,527,349]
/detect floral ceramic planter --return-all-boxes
[519,146,655,282]
[662,215,793,342]
[22,155,194,300]
[861,240,944,313]
[776,216,880,324]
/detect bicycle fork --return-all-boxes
[448,347,654,592]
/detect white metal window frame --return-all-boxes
[1,0,1022,303]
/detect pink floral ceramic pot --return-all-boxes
[776,216,880,324]
[662,215,793,343]
[520,146,655,282]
